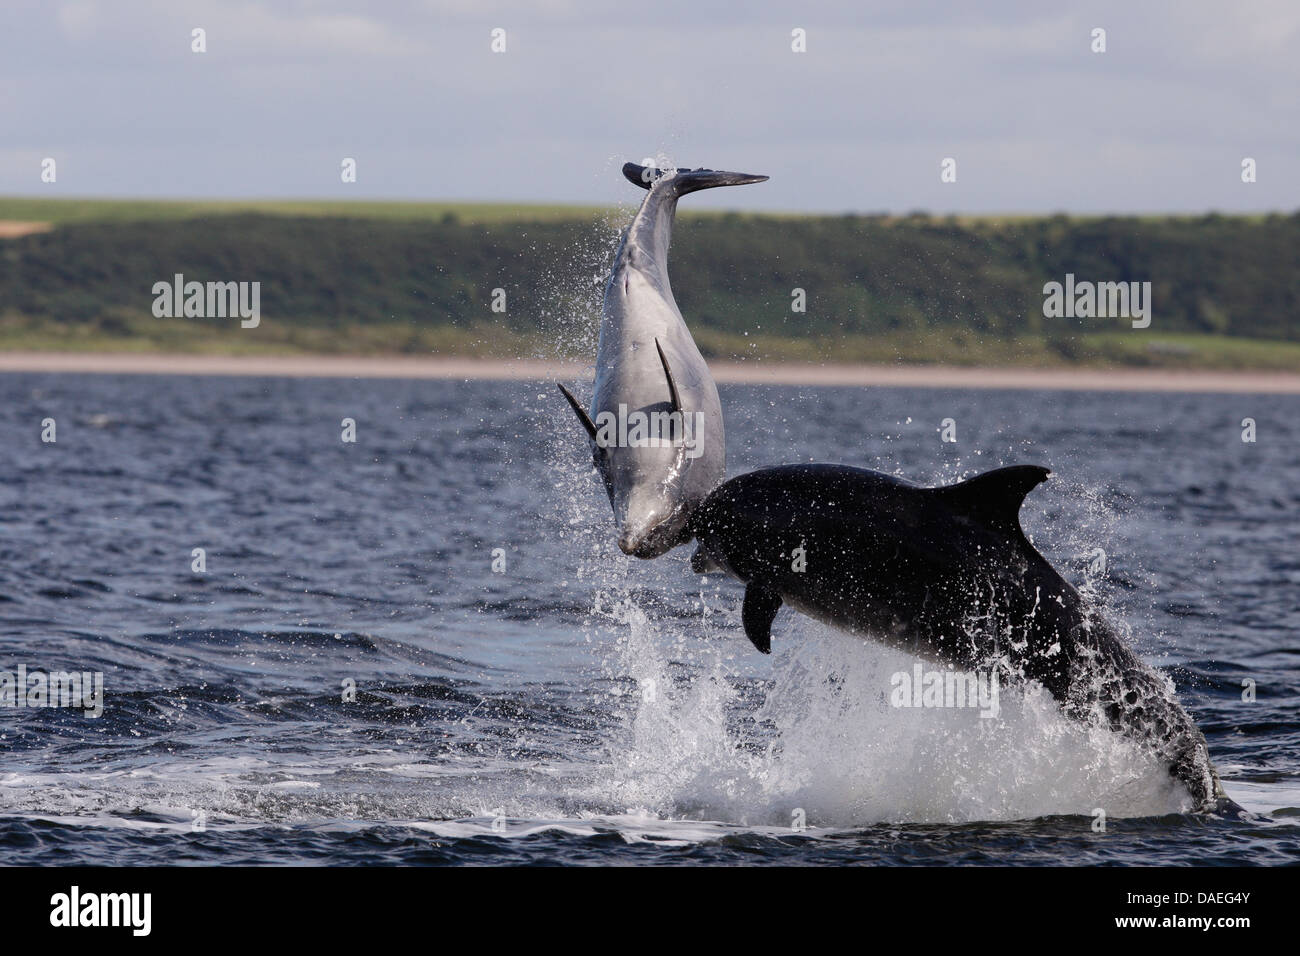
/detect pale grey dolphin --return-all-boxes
[559,162,768,558]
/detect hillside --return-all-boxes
[2,199,1298,369]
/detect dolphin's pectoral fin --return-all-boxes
[1209,795,1253,819]
[932,465,1051,536]
[557,383,599,443]
[653,339,683,415]
[741,582,782,654]
[557,383,616,507]
[691,545,722,574]
[653,339,691,491]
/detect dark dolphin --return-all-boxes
[688,462,1242,814]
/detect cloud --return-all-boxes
[1,0,1295,211]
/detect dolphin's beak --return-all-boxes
[617,530,642,556]
[618,527,661,558]
[618,519,681,559]
[616,489,690,558]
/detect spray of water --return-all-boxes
[579,597,1189,828]
[522,156,1194,831]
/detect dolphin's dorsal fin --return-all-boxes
[932,465,1050,535]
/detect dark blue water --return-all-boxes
[1,373,1296,865]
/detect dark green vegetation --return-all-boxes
[2,198,1297,368]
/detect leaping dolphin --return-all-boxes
[688,463,1243,815]
[559,162,768,558]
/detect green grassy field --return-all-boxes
[6,197,1258,229]
[0,312,539,357]
[0,196,614,227]
[5,311,1298,372]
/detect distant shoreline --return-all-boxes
[2,350,1298,393]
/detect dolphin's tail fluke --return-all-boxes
[622,162,768,195]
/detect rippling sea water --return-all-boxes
[1,373,1296,865]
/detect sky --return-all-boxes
[1,0,1297,213]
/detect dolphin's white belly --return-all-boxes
[595,267,694,408]
[593,264,725,539]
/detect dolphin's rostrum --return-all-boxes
[559,162,768,557]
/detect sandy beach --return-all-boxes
[1,350,1298,393]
